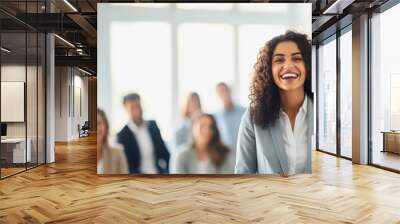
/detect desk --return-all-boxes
[381,131,400,154]
[1,138,32,163]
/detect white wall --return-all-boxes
[1,63,46,164]
[1,66,26,138]
[55,66,67,141]
[54,66,89,141]
[1,65,37,138]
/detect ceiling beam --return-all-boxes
[67,13,97,40]
[322,0,356,15]
[55,55,96,70]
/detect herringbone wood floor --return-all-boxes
[0,135,400,224]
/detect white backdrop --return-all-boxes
[98,3,311,140]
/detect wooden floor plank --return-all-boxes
[0,135,399,223]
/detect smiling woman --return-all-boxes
[97,3,311,175]
[235,30,313,175]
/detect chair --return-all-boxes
[79,121,90,138]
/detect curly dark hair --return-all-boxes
[250,30,312,129]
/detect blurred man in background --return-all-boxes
[173,92,202,152]
[214,83,246,156]
[117,93,170,174]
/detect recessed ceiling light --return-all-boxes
[322,0,353,15]
[1,47,11,53]
[54,34,75,48]
[63,0,78,12]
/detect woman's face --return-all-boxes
[193,116,214,146]
[271,41,306,92]
[97,115,106,142]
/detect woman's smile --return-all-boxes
[280,71,300,80]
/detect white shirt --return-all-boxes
[196,159,210,174]
[128,121,157,174]
[278,97,308,175]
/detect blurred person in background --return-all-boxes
[235,31,313,175]
[117,93,170,174]
[97,109,129,174]
[214,82,245,155]
[171,113,234,174]
[173,92,202,151]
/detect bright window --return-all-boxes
[339,29,352,158]
[178,23,234,113]
[176,3,233,11]
[390,74,400,130]
[110,22,173,138]
[317,37,337,154]
[116,3,170,8]
[238,3,288,13]
[238,24,286,105]
[371,2,400,171]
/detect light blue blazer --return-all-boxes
[235,97,313,174]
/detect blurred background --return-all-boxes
[98,3,311,142]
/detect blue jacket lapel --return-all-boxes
[269,123,290,174]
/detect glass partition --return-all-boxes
[1,31,28,177]
[339,28,352,158]
[317,36,337,155]
[0,1,46,179]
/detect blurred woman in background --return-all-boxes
[171,113,234,174]
[97,109,129,174]
[173,92,202,151]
